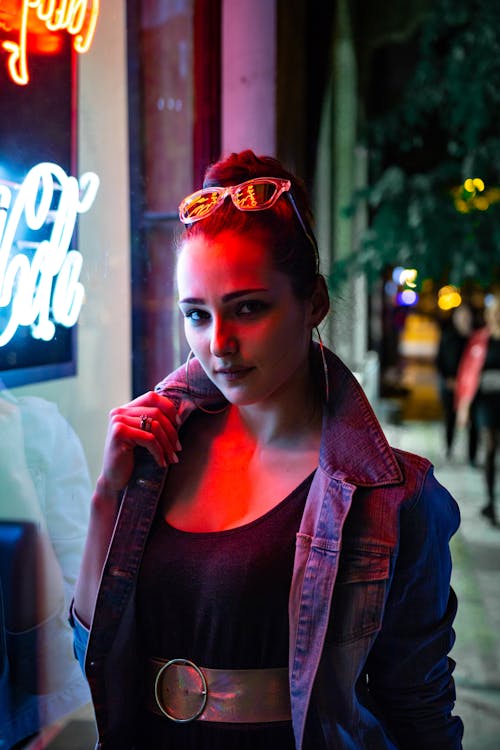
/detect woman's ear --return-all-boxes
[308,275,330,328]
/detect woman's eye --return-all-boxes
[184,309,210,323]
[237,300,267,316]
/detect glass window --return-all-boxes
[129,0,221,394]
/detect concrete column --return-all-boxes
[330,0,359,365]
[221,0,276,156]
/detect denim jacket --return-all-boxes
[71,346,463,749]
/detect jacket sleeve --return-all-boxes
[365,469,464,750]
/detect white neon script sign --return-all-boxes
[0,162,99,346]
[1,0,100,86]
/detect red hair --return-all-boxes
[180,150,320,300]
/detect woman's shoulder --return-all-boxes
[154,358,226,422]
[391,447,460,536]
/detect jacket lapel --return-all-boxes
[288,348,404,748]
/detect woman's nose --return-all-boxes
[210,318,238,357]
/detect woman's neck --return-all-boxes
[230,378,323,449]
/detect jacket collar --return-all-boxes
[318,347,402,487]
[156,345,402,489]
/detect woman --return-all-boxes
[435,304,477,463]
[456,293,500,525]
[72,151,463,749]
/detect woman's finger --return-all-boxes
[113,412,181,465]
[110,406,181,461]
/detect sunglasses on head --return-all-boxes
[178,177,319,270]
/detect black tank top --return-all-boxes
[134,471,325,750]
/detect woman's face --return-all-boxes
[176,229,316,407]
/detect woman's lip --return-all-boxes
[215,366,254,378]
[216,366,248,373]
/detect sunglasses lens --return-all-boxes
[180,189,223,222]
[233,181,279,210]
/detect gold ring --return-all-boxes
[140,414,153,432]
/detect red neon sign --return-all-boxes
[0,0,99,86]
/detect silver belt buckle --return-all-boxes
[154,658,208,723]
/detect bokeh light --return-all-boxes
[438,285,462,310]
[397,289,418,306]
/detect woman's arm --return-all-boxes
[71,479,121,628]
[455,328,488,419]
[366,469,463,749]
[73,391,181,627]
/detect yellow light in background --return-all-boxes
[438,285,454,297]
[452,177,495,213]
[438,285,462,310]
[474,196,489,211]
[398,268,418,288]
[464,177,485,194]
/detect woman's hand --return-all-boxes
[98,392,182,496]
[75,391,182,625]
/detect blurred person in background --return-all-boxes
[456,293,500,525]
[436,304,478,464]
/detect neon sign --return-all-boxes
[0,162,99,346]
[1,0,100,86]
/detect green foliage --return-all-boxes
[342,0,500,289]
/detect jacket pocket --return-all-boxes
[326,548,390,644]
